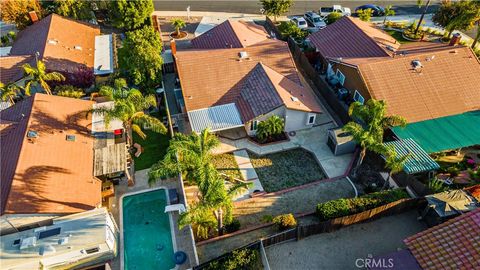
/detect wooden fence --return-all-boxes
[286,38,351,125]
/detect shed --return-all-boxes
[327,128,356,156]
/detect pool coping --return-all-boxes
[119,187,179,270]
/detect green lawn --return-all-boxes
[249,148,326,192]
[385,30,411,44]
[212,153,243,180]
[132,112,171,171]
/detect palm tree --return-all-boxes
[472,20,480,49]
[90,88,167,145]
[383,5,396,24]
[22,59,65,95]
[343,99,407,173]
[256,115,285,142]
[414,0,432,35]
[171,18,186,36]
[0,82,22,104]
[149,129,248,237]
[382,145,411,189]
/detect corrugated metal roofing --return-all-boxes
[392,111,480,153]
[188,103,243,132]
[383,138,439,174]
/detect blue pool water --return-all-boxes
[122,189,175,270]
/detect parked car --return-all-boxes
[291,17,308,29]
[355,4,385,17]
[319,5,352,17]
[304,11,327,29]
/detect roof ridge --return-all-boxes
[225,20,244,48]
[346,17,391,57]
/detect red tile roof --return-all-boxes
[309,16,400,59]
[191,20,269,49]
[10,14,100,73]
[0,94,101,214]
[0,55,34,83]
[350,45,480,123]
[404,209,480,270]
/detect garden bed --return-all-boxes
[212,153,243,180]
[248,132,289,145]
[249,148,326,192]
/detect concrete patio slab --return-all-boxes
[233,149,250,165]
[238,162,258,181]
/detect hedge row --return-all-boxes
[316,189,410,221]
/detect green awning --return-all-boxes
[384,139,440,174]
[392,111,480,153]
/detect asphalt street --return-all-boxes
[153,0,441,16]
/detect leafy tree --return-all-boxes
[414,0,432,35]
[382,146,411,189]
[278,21,307,41]
[54,85,84,99]
[0,82,22,104]
[326,12,342,25]
[22,59,65,95]
[149,129,248,237]
[0,0,43,29]
[119,26,163,90]
[357,8,373,22]
[427,177,448,193]
[109,0,153,30]
[343,99,407,173]
[256,115,285,142]
[260,0,293,23]
[53,0,94,20]
[90,87,167,144]
[432,0,480,39]
[472,20,480,48]
[383,5,396,24]
[171,18,186,36]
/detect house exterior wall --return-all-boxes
[285,109,316,131]
[331,62,372,102]
[245,106,286,136]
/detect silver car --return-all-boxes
[304,11,327,29]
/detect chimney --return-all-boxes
[449,33,461,46]
[170,39,177,55]
[28,11,39,23]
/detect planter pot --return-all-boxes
[169,31,188,40]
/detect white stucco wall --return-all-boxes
[244,106,286,136]
[285,109,316,132]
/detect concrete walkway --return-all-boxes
[232,149,264,200]
[214,123,353,179]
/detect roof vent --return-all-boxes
[239,51,249,59]
[411,60,423,70]
[58,237,69,245]
[27,130,38,138]
[291,96,299,102]
[425,55,435,62]
[47,39,58,45]
[74,45,82,51]
[66,135,76,141]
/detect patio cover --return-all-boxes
[392,111,480,153]
[188,103,244,133]
[93,35,114,75]
[425,190,478,218]
[93,143,127,176]
[91,101,124,133]
[383,139,439,174]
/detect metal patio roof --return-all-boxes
[383,138,440,174]
[188,103,244,133]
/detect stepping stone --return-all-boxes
[238,162,258,181]
[233,149,250,165]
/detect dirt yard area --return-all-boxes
[157,16,200,49]
[266,210,426,270]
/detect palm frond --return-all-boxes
[131,123,146,139]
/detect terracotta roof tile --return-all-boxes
[0,94,101,214]
[405,209,480,270]
[0,55,34,83]
[10,14,100,73]
[191,20,269,49]
[354,46,480,123]
[175,39,300,112]
[309,16,400,59]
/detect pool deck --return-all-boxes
[109,169,198,270]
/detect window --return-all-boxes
[336,69,345,86]
[250,120,258,131]
[353,90,365,104]
[307,114,316,125]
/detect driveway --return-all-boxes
[265,210,426,270]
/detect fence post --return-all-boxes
[296,225,301,241]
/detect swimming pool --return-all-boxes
[122,189,176,270]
